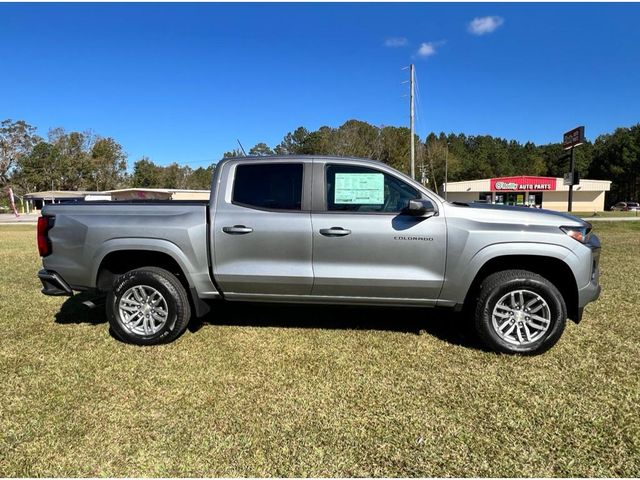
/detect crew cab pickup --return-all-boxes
[37,156,601,354]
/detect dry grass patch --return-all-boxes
[0,223,639,476]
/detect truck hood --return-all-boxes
[448,201,590,228]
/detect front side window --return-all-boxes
[233,163,303,211]
[326,165,418,213]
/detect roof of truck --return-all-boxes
[216,155,386,165]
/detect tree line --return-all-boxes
[0,120,215,194]
[224,119,639,203]
[2,118,639,205]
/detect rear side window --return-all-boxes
[233,163,303,211]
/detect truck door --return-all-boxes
[310,162,446,304]
[212,160,313,298]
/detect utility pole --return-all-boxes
[409,64,415,180]
[444,147,449,200]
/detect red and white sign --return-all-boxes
[7,187,20,217]
[490,176,556,192]
[563,126,585,150]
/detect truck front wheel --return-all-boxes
[474,269,567,355]
[106,267,191,345]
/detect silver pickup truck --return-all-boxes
[37,156,601,354]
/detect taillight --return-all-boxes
[37,216,54,257]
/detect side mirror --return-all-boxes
[405,198,435,217]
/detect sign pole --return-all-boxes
[568,146,575,212]
[562,126,584,213]
[444,148,448,200]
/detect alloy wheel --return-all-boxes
[491,289,551,346]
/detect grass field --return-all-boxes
[574,210,640,218]
[1,223,639,477]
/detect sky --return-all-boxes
[1,2,639,168]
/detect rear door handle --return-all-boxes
[223,225,253,235]
[319,227,351,237]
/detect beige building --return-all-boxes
[443,176,611,212]
[22,190,111,212]
[22,188,210,212]
[103,188,210,201]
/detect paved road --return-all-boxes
[0,213,40,225]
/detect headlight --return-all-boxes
[560,225,592,243]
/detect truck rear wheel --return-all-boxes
[106,267,191,345]
[474,269,566,355]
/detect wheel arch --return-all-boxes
[463,254,580,322]
[97,249,190,291]
[94,240,210,317]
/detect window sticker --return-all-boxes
[334,173,384,204]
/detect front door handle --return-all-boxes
[223,225,253,235]
[319,227,351,237]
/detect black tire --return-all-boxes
[474,269,567,355]
[106,267,191,345]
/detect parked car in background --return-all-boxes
[610,201,640,211]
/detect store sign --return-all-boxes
[563,171,581,186]
[490,176,557,191]
[563,126,585,150]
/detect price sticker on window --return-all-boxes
[334,173,384,204]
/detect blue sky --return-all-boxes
[1,3,639,167]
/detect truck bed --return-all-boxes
[50,199,210,206]
[40,201,218,299]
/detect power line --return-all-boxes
[414,68,426,140]
[172,158,220,166]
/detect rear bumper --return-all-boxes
[38,269,73,296]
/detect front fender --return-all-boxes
[438,241,579,305]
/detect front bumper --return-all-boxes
[577,234,602,311]
[574,280,601,323]
[38,269,73,296]
[578,279,601,308]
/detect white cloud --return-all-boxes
[415,42,439,58]
[468,16,505,35]
[384,37,408,47]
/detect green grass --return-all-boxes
[1,223,639,477]
[574,210,640,218]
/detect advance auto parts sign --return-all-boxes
[490,176,557,192]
